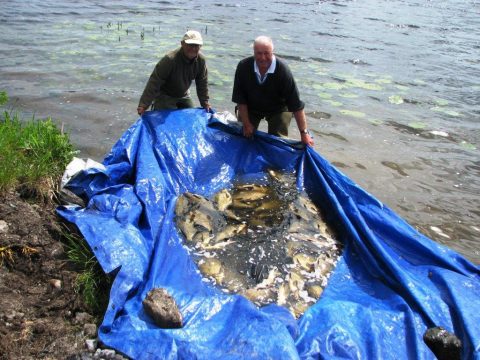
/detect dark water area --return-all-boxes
[1,0,479,264]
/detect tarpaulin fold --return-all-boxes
[58,109,480,359]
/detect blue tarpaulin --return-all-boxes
[58,109,480,359]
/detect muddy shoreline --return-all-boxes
[0,191,121,359]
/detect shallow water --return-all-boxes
[1,0,479,264]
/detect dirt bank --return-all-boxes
[0,191,94,359]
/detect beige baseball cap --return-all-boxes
[182,30,203,45]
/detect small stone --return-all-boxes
[83,323,97,337]
[96,349,116,359]
[49,279,62,292]
[0,220,8,233]
[85,339,97,352]
[143,288,183,328]
[50,242,65,258]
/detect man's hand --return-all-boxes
[137,106,147,116]
[203,102,212,112]
[242,120,255,138]
[301,132,314,146]
[237,104,255,138]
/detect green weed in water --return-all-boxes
[389,95,404,105]
[408,121,427,129]
[340,109,366,118]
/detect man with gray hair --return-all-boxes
[137,30,211,115]
[232,36,314,146]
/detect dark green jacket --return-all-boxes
[139,48,209,108]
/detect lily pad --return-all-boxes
[460,141,476,150]
[408,121,427,129]
[369,119,384,125]
[430,107,462,117]
[318,93,332,99]
[433,98,449,106]
[347,79,382,91]
[338,93,359,98]
[389,95,404,105]
[340,110,365,118]
[83,22,98,31]
[324,100,343,107]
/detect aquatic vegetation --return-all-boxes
[375,78,392,84]
[340,109,365,118]
[460,141,476,150]
[430,107,462,117]
[338,93,359,98]
[324,100,343,107]
[389,95,404,105]
[414,79,427,85]
[381,161,409,177]
[433,98,449,106]
[408,121,427,129]
[369,119,384,125]
[82,22,97,31]
[318,93,333,99]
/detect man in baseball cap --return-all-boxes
[137,30,210,114]
[182,30,203,45]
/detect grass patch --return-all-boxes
[62,226,112,315]
[0,91,76,198]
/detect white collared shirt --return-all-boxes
[254,56,276,84]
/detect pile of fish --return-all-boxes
[174,170,343,318]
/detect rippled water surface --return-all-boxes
[1,0,479,263]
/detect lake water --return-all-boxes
[1,0,479,264]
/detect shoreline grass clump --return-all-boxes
[62,225,112,315]
[0,90,76,198]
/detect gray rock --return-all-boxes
[94,349,116,359]
[143,288,183,328]
[85,339,98,352]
